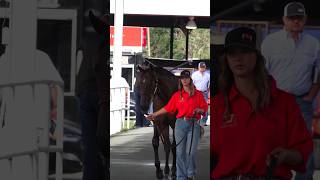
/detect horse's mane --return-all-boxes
[153,67,176,78]
[151,66,179,102]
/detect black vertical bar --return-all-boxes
[186,29,189,60]
[170,26,174,59]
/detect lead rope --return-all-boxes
[189,93,204,155]
[147,76,167,145]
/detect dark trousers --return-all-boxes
[79,89,105,180]
[134,87,150,127]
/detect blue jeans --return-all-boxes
[175,118,201,180]
[295,97,314,180]
[134,87,150,127]
[200,91,208,126]
[79,89,104,180]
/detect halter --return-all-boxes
[152,77,159,99]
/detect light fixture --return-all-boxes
[186,17,197,30]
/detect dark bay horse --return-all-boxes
[88,11,109,178]
[136,65,179,179]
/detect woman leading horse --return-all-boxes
[146,69,208,180]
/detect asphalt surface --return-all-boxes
[50,123,320,180]
[110,125,211,180]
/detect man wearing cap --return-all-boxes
[192,62,210,126]
[261,2,320,179]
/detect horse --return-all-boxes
[136,64,179,179]
[88,10,109,178]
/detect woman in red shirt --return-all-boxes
[146,70,208,180]
[211,27,313,180]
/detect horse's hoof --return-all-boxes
[171,168,176,176]
[164,167,170,176]
[171,172,176,180]
[156,169,164,179]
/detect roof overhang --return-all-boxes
[110,0,210,28]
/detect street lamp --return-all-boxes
[186,17,197,30]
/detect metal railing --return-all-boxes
[0,82,63,180]
[110,85,130,135]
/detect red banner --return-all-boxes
[110,26,148,47]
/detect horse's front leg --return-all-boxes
[163,126,171,177]
[153,125,163,179]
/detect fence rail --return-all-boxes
[0,82,63,180]
[110,85,131,135]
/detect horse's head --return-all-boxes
[89,10,108,35]
[88,10,110,79]
[136,65,158,114]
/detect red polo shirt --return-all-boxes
[164,88,208,120]
[211,79,313,180]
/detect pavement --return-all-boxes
[110,125,211,180]
[49,117,320,180]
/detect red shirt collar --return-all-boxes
[180,88,188,95]
[180,85,197,94]
[228,76,278,101]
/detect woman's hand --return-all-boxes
[145,114,156,121]
[266,148,303,166]
[193,108,204,115]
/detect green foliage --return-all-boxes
[145,27,210,60]
[148,28,171,58]
[189,29,210,59]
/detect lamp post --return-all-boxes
[185,17,197,61]
[185,29,190,60]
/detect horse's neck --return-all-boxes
[153,96,166,111]
[157,74,178,102]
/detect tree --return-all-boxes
[146,27,210,60]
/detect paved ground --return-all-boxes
[49,118,320,180]
[110,125,210,180]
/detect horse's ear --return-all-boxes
[89,10,108,35]
[149,64,154,70]
[137,65,143,72]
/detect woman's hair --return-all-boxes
[218,50,271,119]
[178,77,195,99]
